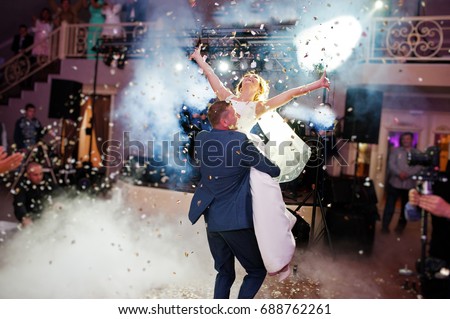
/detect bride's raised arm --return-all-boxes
[262,71,330,113]
[189,44,233,101]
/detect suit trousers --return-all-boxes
[382,185,409,230]
[206,228,266,299]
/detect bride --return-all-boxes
[190,44,330,281]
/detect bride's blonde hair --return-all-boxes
[235,72,270,102]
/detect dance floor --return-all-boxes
[0,180,422,298]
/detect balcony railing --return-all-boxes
[2,16,450,100]
[366,15,450,63]
[0,26,61,98]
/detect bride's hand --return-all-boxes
[321,70,330,91]
[190,43,203,61]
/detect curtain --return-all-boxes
[77,95,111,168]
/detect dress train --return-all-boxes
[250,167,297,275]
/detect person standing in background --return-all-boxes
[49,0,88,27]
[122,0,149,51]
[13,162,59,227]
[101,1,125,39]
[123,0,148,24]
[408,175,450,298]
[31,8,53,62]
[13,103,44,152]
[83,0,105,58]
[382,132,422,234]
[11,24,34,55]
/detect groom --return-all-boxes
[188,101,280,298]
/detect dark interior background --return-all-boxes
[1,0,450,62]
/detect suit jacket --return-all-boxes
[13,176,60,222]
[11,34,34,54]
[188,129,280,232]
[13,116,44,150]
[123,0,148,22]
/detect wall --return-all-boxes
[0,0,55,60]
[0,58,135,150]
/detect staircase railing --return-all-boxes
[0,21,171,99]
[0,26,61,99]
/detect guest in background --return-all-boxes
[408,177,450,298]
[31,8,53,62]
[122,0,149,50]
[101,1,125,39]
[83,0,105,58]
[191,110,212,131]
[49,0,87,27]
[382,132,422,234]
[123,0,148,24]
[11,24,34,55]
[13,162,58,227]
[13,103,44,152]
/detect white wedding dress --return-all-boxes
[101,4,125,38]
[228,97,310,275]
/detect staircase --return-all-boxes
[0,24,63,107]
[0,60,61,106]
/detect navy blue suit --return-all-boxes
[189,129,280,298]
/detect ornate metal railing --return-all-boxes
[0,21,160,99]
[367,15,450,62]
[0,26,61,99]
[2,16,450,100]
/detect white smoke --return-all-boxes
[281,102,336,131]
[114,1,216,144]
[0,182,393,299]
[0,188,213,298]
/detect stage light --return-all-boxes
[102,45,128,69]
[295,15,362,71]
[374,0,384,10]
[174,63,184,71]
[218,60,229,72]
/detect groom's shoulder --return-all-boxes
[200,130,247,141]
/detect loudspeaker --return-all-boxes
[326,204,378,255]
[48,79,82,120]
[343,88,383,144]
[329,177,378,206]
